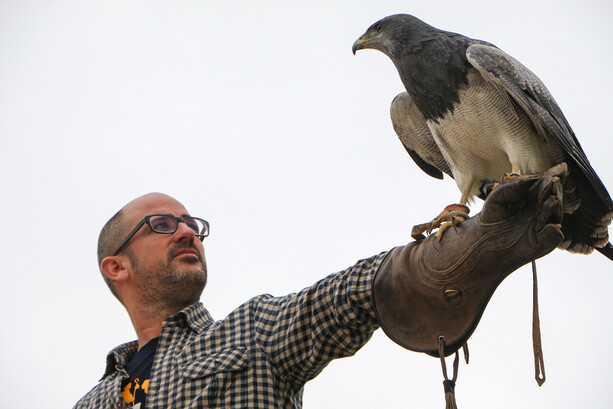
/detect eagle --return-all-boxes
[352,14,613,259]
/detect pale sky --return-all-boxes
[1,1,611,408]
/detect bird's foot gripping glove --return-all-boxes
[373,163,567,408]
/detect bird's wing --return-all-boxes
[390,92,453,180]
[466,44,612,208]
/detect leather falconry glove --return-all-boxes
[373,164,566,408]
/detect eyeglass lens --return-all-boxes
[149,215,206,235]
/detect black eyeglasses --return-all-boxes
[113,214,210,256]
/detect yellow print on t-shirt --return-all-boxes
[121,377,150,408]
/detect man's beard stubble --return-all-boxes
[127,243,207,314]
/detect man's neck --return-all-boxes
[128,306,177,350]
[135,322,163,350]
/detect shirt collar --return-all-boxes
[100,303,215,380]
[101,340,138,380]
[163,302,215,334]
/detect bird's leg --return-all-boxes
[482,165,522,198]
[503,163,522,181]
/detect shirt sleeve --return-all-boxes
[251,251,387,389]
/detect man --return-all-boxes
[74,167,565,408]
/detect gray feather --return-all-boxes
[390,92,452,179]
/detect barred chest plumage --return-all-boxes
[426,69,565,203]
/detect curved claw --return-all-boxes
[411,204,470,241]
[434,211,470,240]
[503,172,521,182]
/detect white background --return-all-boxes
[1,1,611,408]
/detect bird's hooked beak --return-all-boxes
[352,33,379,55]
[352,37,365,55]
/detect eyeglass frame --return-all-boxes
[112,214,210,256]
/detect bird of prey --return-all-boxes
[353,14,613,259]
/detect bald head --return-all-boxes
[122,193,186,215]
[98,193,184,262]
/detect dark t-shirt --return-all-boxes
[120,337,159,408]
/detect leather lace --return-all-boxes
[532,260,546,386]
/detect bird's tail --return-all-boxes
[596,242,613,261]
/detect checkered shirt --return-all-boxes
[73,251,387,409]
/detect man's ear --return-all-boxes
[100,256,130,283]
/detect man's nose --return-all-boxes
[173,221,196,241]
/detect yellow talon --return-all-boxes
[412,204,470,241]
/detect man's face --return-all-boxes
[119,193,207,312]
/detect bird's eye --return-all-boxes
[375,24,382,32]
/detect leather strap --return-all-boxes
[532,260,546,386]
[438,336,460,409]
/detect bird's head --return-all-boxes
[352,14,437,58]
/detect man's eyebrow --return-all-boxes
[156,213,191,217]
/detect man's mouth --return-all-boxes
[173,248,199,259]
